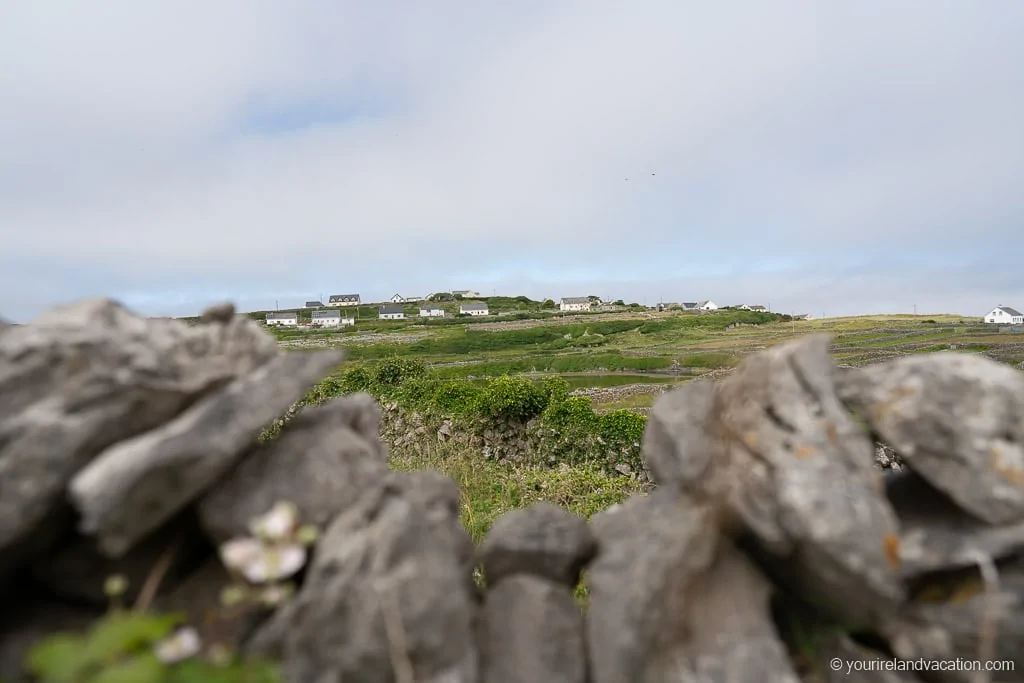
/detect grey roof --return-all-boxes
[379,304,404,314]
[328,294,360,302]
[420,304,444,310]
[748,305,767,310]
[561,297,590,304]
[266,311,296,319]
[311,310,341,319]
[305,300,323,307]
[995,306,1024,317]
[681,302,698,308]
[460,301,488,311]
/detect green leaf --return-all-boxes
[89,652,166,683]
[80,612,186,665]
[167,659,282,683]
[25,633,89,682]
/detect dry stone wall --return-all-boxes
[1,298,1023,682]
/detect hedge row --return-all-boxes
[303,357,648,462]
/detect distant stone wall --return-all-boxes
[2,298,1023,683]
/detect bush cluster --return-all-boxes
[300,357,649,471]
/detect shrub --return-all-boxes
[339,367,373,394]
[373,356,427,388]
[394,377,442,408]
[479,375,547,422]
[542,396,599,431]
[539,376,570,404]
[432,381,485,415]
[599,410,647,446]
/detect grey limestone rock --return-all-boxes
[68,348,344,557]
[478,501,596,588]
[0,298,278,577]
[886,470,1024,579]
[643,334,903,628]
[247,470,479,683]
[198,392,388,545]
[837,352,1024,525]
[478,574,586,683]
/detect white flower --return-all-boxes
[219,537,264,575]
[243,543,307,584]
[249,501,300,541]
[154,627,201,664]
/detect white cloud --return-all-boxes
[1,1,1023,319]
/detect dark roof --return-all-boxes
[311,310,341,319]
[420,304,444,310]
[328,294,360,302]
[266,311,296,319]
[681,302,698,308]
[305,301,323,307]
[379,304,404,314]
[995,306,1024,317]
[460,301,488,310]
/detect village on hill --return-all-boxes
[256,292,1024,330]
[259,291,808,328]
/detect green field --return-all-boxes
[271,305,1023,551]
[272,306,1020,413]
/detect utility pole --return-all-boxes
[275,300,279,311]
[913,304,917,315]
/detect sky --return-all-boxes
[1,1,1023,322]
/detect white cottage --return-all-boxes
[328,294,361,307]
[311,309,344,327]
[985,306,1024,325]
[559,297,591,312]
[266,311,298,326]
[379,304,406,320]
[419,305,445,318]
[459,301,489,316]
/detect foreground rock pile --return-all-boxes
[2,299,1024,682]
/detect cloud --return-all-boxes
[1,0,1023,321]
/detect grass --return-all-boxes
[388,439,644,543]
[387,437,645,604]
[592,392,662,412]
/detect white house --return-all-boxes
[266,311,298,326]
[390,294,405,303]
[697,300,719,311]
[560,297,591,312]
[311,309,346,327]
[453,289,480,298]
[328,294,361,307]
[379,304,405,320]
[460,301,489,316]
[985,306,1024,325]
[419,305,445,317]
[739,304,768,312]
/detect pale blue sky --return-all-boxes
[1,1,1022,322]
